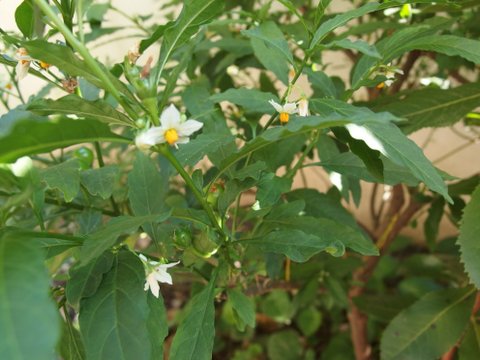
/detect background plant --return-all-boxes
[0,0,479,359]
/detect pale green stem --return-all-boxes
[76,0,85,44]
[33,0,137,119]
[158,145,226,238]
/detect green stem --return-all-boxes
[76,0,85,44]
[285,130,319,179]
[158,145,226,238]
[33,0,137,119]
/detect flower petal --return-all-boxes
[178,119,203,137]
[154,269,173,285]
[269,99,283,113]
[16,62,30,80]
[148,275,161,297]
[283,102,298,114]
[161,261,181,269]
[176,137,190,145]
[135,126,165,149]
[160,104,181,129]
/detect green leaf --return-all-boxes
[210,88,280,114]
[59,320,86,360]
[242,21,293,64]
[353,294,416,323]
[457,184,480,288]
[81,166,120,199]
[176,133,236,167]
[256,173,292,207]
[227,289,256,330]
[66,251,115,307]
[312,99,452,203]
[147,294,169,359]
[267,330,303,360]
[140,23,170,53]
[243,229,331,262]
[80,214,170,265]
[309,2,381,50]
[170,269,218,360]
[315,152,420,186]
[28,95,135,127]
[41,159,81,202]
[128,152,169,247]
[229,161,267,181]
[0,233,60,359]
[305,68,338,99]
[15,0,34,38]
[325,38,381,58]
[296,307,323,337]
[372,83,480,134]
[424,197,445,250]
[0,117,129,163]
[79,251,152,360]
[458,323,480,360]
[23,41,135,102]
[262,216,378,256]
[380,288,475,360]
[155,0,224,80]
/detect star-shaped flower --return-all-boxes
[14,47,33,80]
[269,100,297,124]
[139,254,180,298]
[135,104,203,150]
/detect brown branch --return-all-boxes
[390,50,421,94]
[348,185,424,360]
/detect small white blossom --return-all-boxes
[269,99,297,124]
[14,47,32,80]
[420,76,450,90]
[135,104,203,150]
[297,98,309,117]
[139,254,180,298]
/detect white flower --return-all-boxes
[420,76,450,90]
[135,104,203,150]
[14,47,32,80]
[297,98,309,117]
[139,254,180,298]
[269,99,297,124]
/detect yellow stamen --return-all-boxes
[6,83,12,90]
[376,82,385,90]
[21,60,29,65]
[39,61,50,69]
[279,112,289,124]
[165,128,179,145]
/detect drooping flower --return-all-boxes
[375,64,404,88]
[297,98,309,117]
[139,254,180,298]
[14,47,32,80]
[269,99,297,124]
[135,104,203,150]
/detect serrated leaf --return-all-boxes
[457,184,480,288]
[229,161,267,181]
[128,152,169,247]
[227,289,256,330]
[0,117,129,163]
[41,159,80,202]
[79,251,151,360]
[176,133,236,167]
[210,88,280,114]
[372,83,480,134]
[243,229,332,262]
[256,173,292,207]
[28,95,134,127]
[80,213,170,265]
[0,233,60,359]
[66,251,114,307]
[262,216,378,256]
[81,165,120,199]
[169,269,218,360]
[380,288,475,360]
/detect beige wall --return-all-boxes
[2,1,479,241]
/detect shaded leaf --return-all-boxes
[81,165,120,199]
[210,88,280,114]
[457,184,480,288]
[41,159,80,202]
